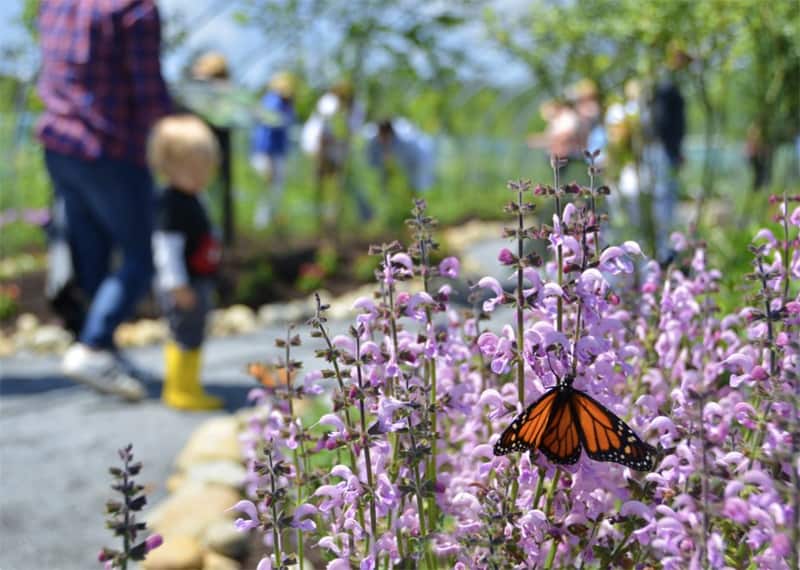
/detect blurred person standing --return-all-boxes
[301,80,372,233]
[149,115,223,411]
[250,71,296,229]
[37,0,171,400]
[365,117,435,228]
[366,118,435,195]
[745,123,769,191]
[186,51,237,244]
[572,80,606,158]
[603,81,645,234]
[528,99,582,161]
[643,47,688,259]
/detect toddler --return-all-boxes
[148,115,223,410]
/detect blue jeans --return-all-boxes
[158,279,213,350]
[644,144,679,259]
[44,151,155,349]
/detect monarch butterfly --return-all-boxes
[494,375,656,471]
[246,363,290,389]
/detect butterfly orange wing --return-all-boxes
[246,363,279,388]
[494,389,558,455]
[538,391,582,465]
[572,391,656,471]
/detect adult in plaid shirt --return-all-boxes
[37,0,172,400]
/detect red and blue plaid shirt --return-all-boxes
[36,0,172,166]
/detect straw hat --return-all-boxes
[269,71,296,98]
[191,52,229,80]
[330,80,354,103]
[568,78,599,102]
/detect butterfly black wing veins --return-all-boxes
[493,384,656,472]
[493,388,557,455]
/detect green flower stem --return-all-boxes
[121,458,130,570]
[284,330,305,570]
[748,255,779,466]
[515,185,527,405]
[417,207,438,528]
[571,218,590,377]
[588,164,600,260]
[532,466,546,509]
[386,252,400,399]
[355,335,379,547]
[697,391,710,567]
[781,187,791,303]
[606,528,633,566]
[510,183,529,510]
[385,264,403,484]
[422,323,438,528]
[542,468,562,570]
[315,317,366,539]
[543,538,558,570]
[778,188,798,570]
[397,495,407,559]
[791,382,799,570]
[544,468,560,516]
[316,322,360,474]
[408,427,435,570]
[267,452,283,568]
[554,162,564,333]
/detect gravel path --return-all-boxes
[0,322,341,570]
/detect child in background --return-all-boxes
[148,115,223,410]
[251,71,296,228]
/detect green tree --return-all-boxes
[487,0,798,226]
[733,0,800,189]
[231,0,478,120]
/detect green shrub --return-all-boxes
[315,244,339,277]
[295,263,325,293]
[234,261,275,305]
[0,285,20,321]
[352,253,378,282]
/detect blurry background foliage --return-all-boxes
[1,0,798,311]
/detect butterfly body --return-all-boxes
[494,377,656,471]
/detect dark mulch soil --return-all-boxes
[0,235,382,331]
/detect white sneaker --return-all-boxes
[61,344,145,401]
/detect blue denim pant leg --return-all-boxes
[44,151,155,349]
[158,280,213,350]
[645,144,679,259]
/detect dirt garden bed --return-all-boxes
[0,235,389,332]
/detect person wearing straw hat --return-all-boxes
[191,51,230,81]
[251,71,297,228]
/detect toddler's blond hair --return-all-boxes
[148,115,220,192]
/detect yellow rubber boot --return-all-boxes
[162,343,223,411]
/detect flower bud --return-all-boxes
[497,248,516,266]
[145,534,163,553]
